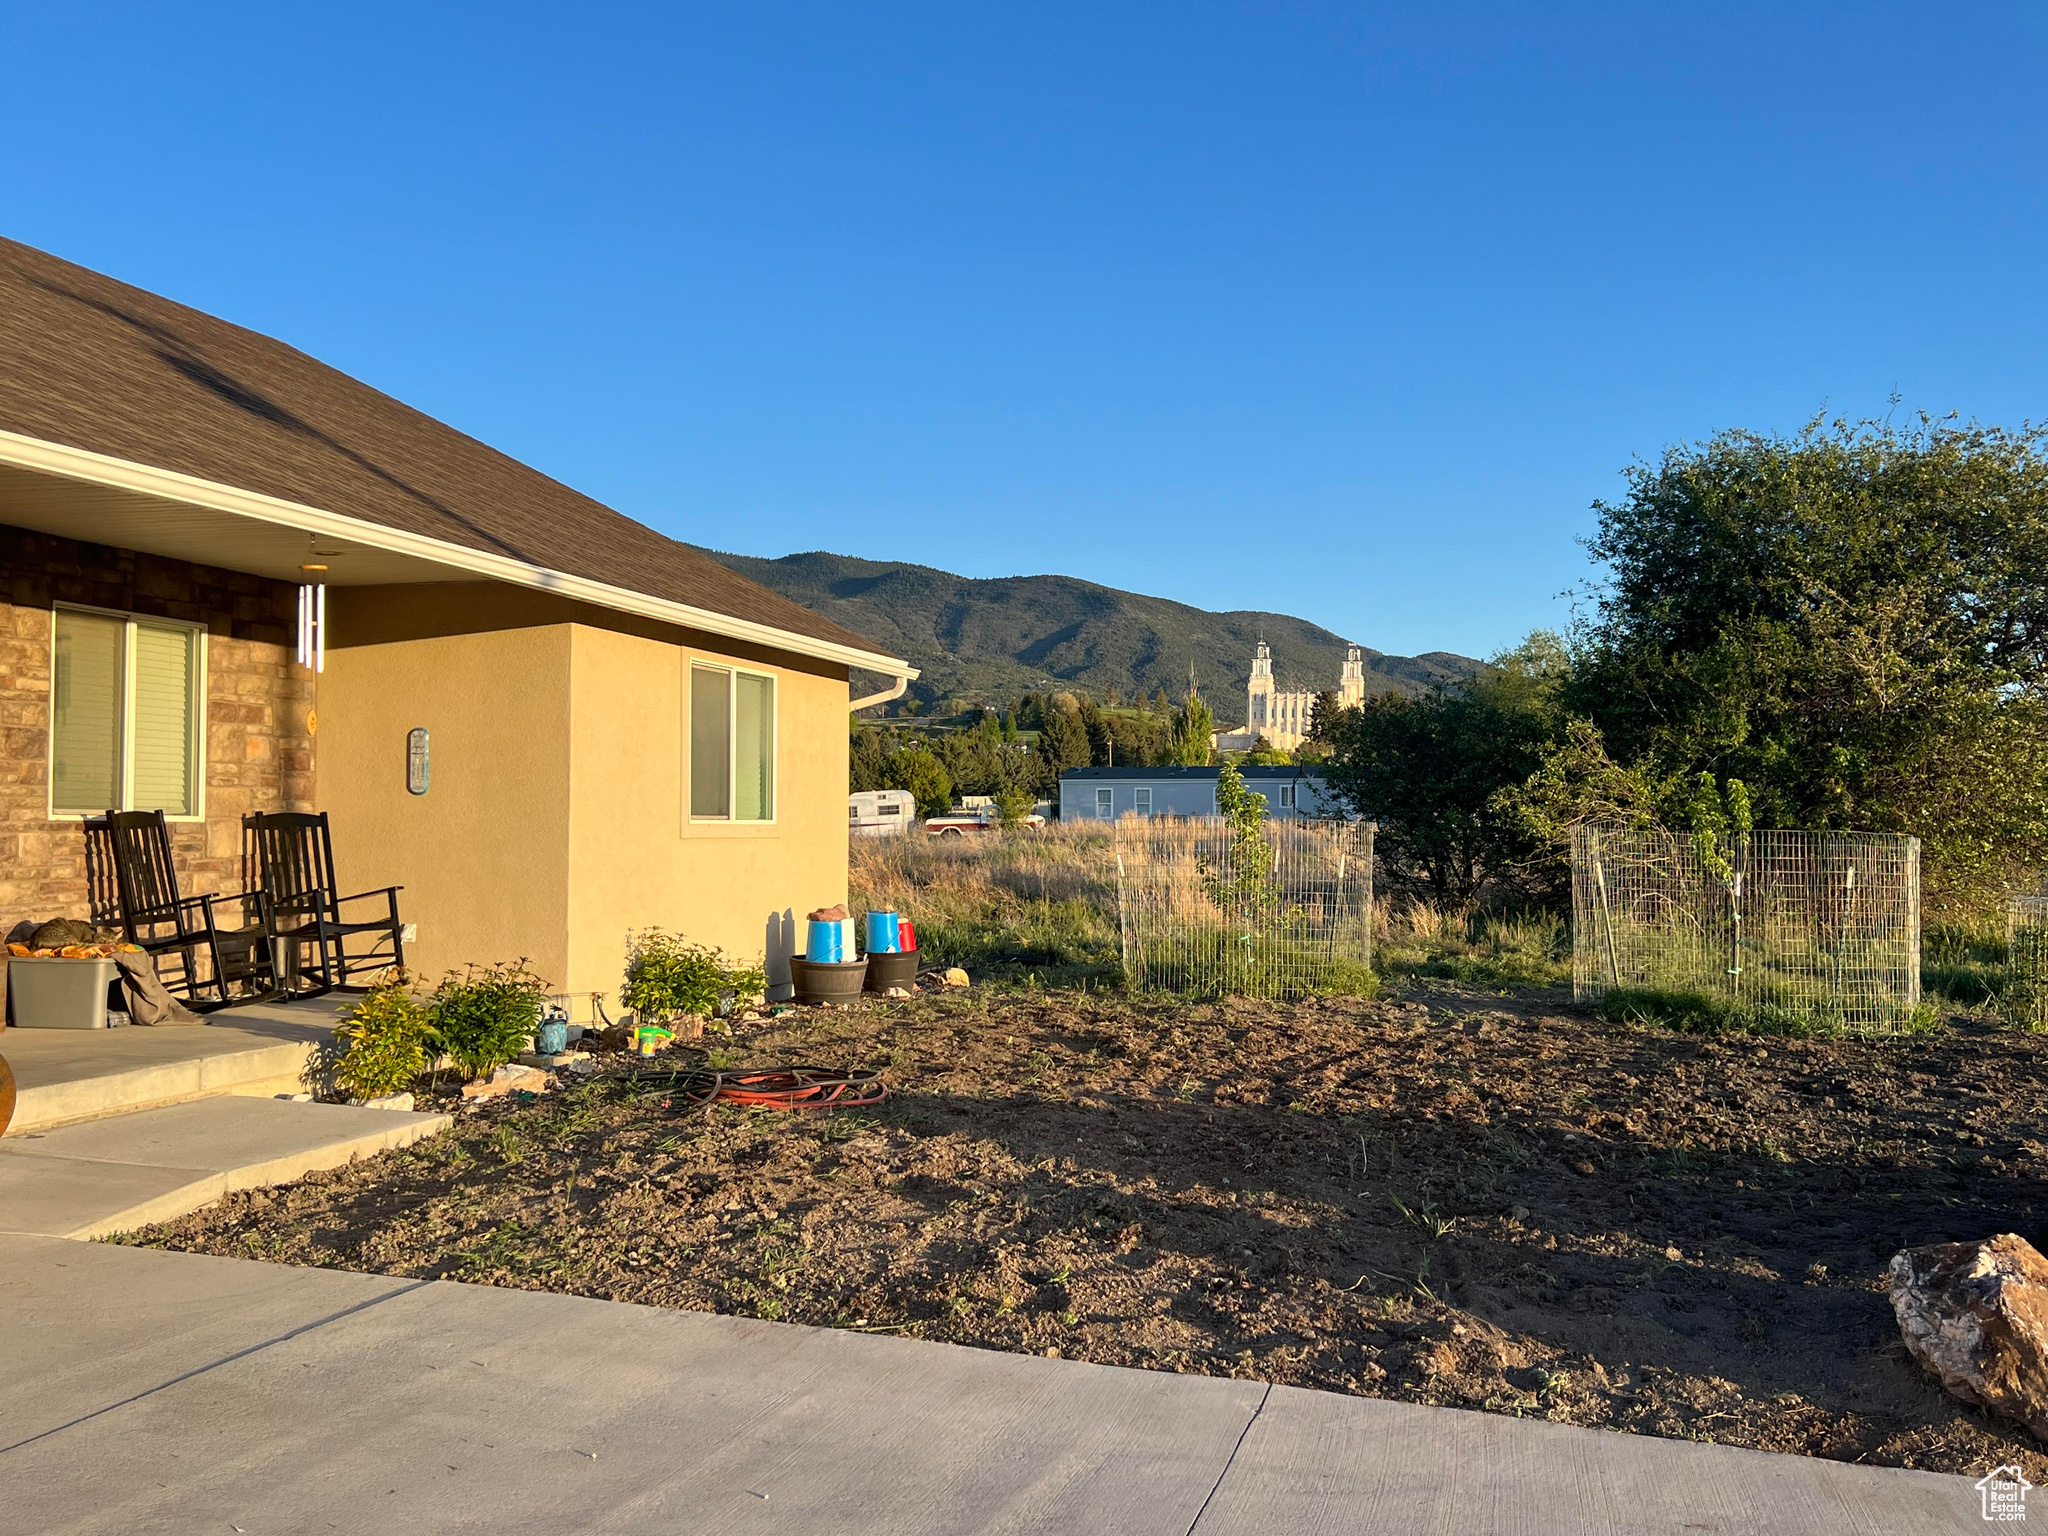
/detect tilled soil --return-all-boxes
[128,988,2048,1478]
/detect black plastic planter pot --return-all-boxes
[863,948,920,993]
[790,957,868,1006]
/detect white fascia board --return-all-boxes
[0,428,918,680]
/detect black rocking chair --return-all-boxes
[82,811,280,1012]
[242,812,405,994]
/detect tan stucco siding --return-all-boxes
[316,623,575,990]
[565,624,848,1002]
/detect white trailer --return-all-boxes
[849,788,916,838]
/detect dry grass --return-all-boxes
[851,829,1573,997]
[849,825,1122,985]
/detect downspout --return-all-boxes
[850,669,919,714]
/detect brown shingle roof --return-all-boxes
[0,235,888,660]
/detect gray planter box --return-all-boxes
[8,956,121,1029]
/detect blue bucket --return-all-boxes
[807,918,855,963]
[864,911,903,954]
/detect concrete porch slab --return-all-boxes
[0,1093,451,1238]
[0,994,351,1135]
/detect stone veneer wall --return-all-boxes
[0,525,316,925]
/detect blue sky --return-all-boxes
[6,4,2046,659]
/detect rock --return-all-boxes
[1889,1233,2048,1438]
[944,967,971,988]
[518,1049,590,1070]
[364,1092,415,1112]
[883,986,912,999]
[460,1063,553,1100]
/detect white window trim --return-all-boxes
[688,660,779,825]
[1095,786,1115,819]
[49,602,208,823]
[1134,786,1152,816]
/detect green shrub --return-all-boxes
[428,961,549,1080]
[622,930,766,1021]
[1999,924,2048,1029]
[334,977,433,1100]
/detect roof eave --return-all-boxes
[0,428,917,679]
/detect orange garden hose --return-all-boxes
[667,1065,888,1112]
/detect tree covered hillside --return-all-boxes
[692,547,1478,714]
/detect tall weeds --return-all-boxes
[849,825,1122,984]
[1374,899,1571,989]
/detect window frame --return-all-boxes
[48,602,208,823]
[687,660,778,825]
[1095,786,1115,819]
[1133,786,1152,816]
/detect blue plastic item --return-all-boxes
[864,911,903,954]
[807,918,854,962]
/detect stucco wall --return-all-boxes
[321,584,851,1006]
[316,621,574,991]
[566,624,849,1002]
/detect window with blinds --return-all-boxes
[50,608,205,817]
[688,663,775,822]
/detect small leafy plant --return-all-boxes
[428,960,549,1080]
[333,975,433,1100]
[623,929,766,1021]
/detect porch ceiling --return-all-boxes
[0,460,464,586]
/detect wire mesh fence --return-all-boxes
[1571,824,1922,1031]
[1115,817,1375,999]
[2006,896,2048,1027]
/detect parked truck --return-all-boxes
[922,800,1049,838]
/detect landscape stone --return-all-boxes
[518,1050,590,1070]
[944,967,971,988]
[363,1092,415,1111]
[460,1063,553,1100]
[1888,1232,2048,1437]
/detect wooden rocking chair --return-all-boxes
[242,812,405,995]
[81,811,280,1012]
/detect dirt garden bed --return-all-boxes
[122,986,2048,1479]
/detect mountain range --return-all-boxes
[694,548,1481,719]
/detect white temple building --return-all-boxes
[1213,641,1369,753]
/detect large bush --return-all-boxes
[1569,415,2048,917]
[622,930,765,1021]
[428,961,548,1081]
[333,977,433,1100]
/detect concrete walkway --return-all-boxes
[0,1095,452,1238]
[0,1235,1983,1535]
